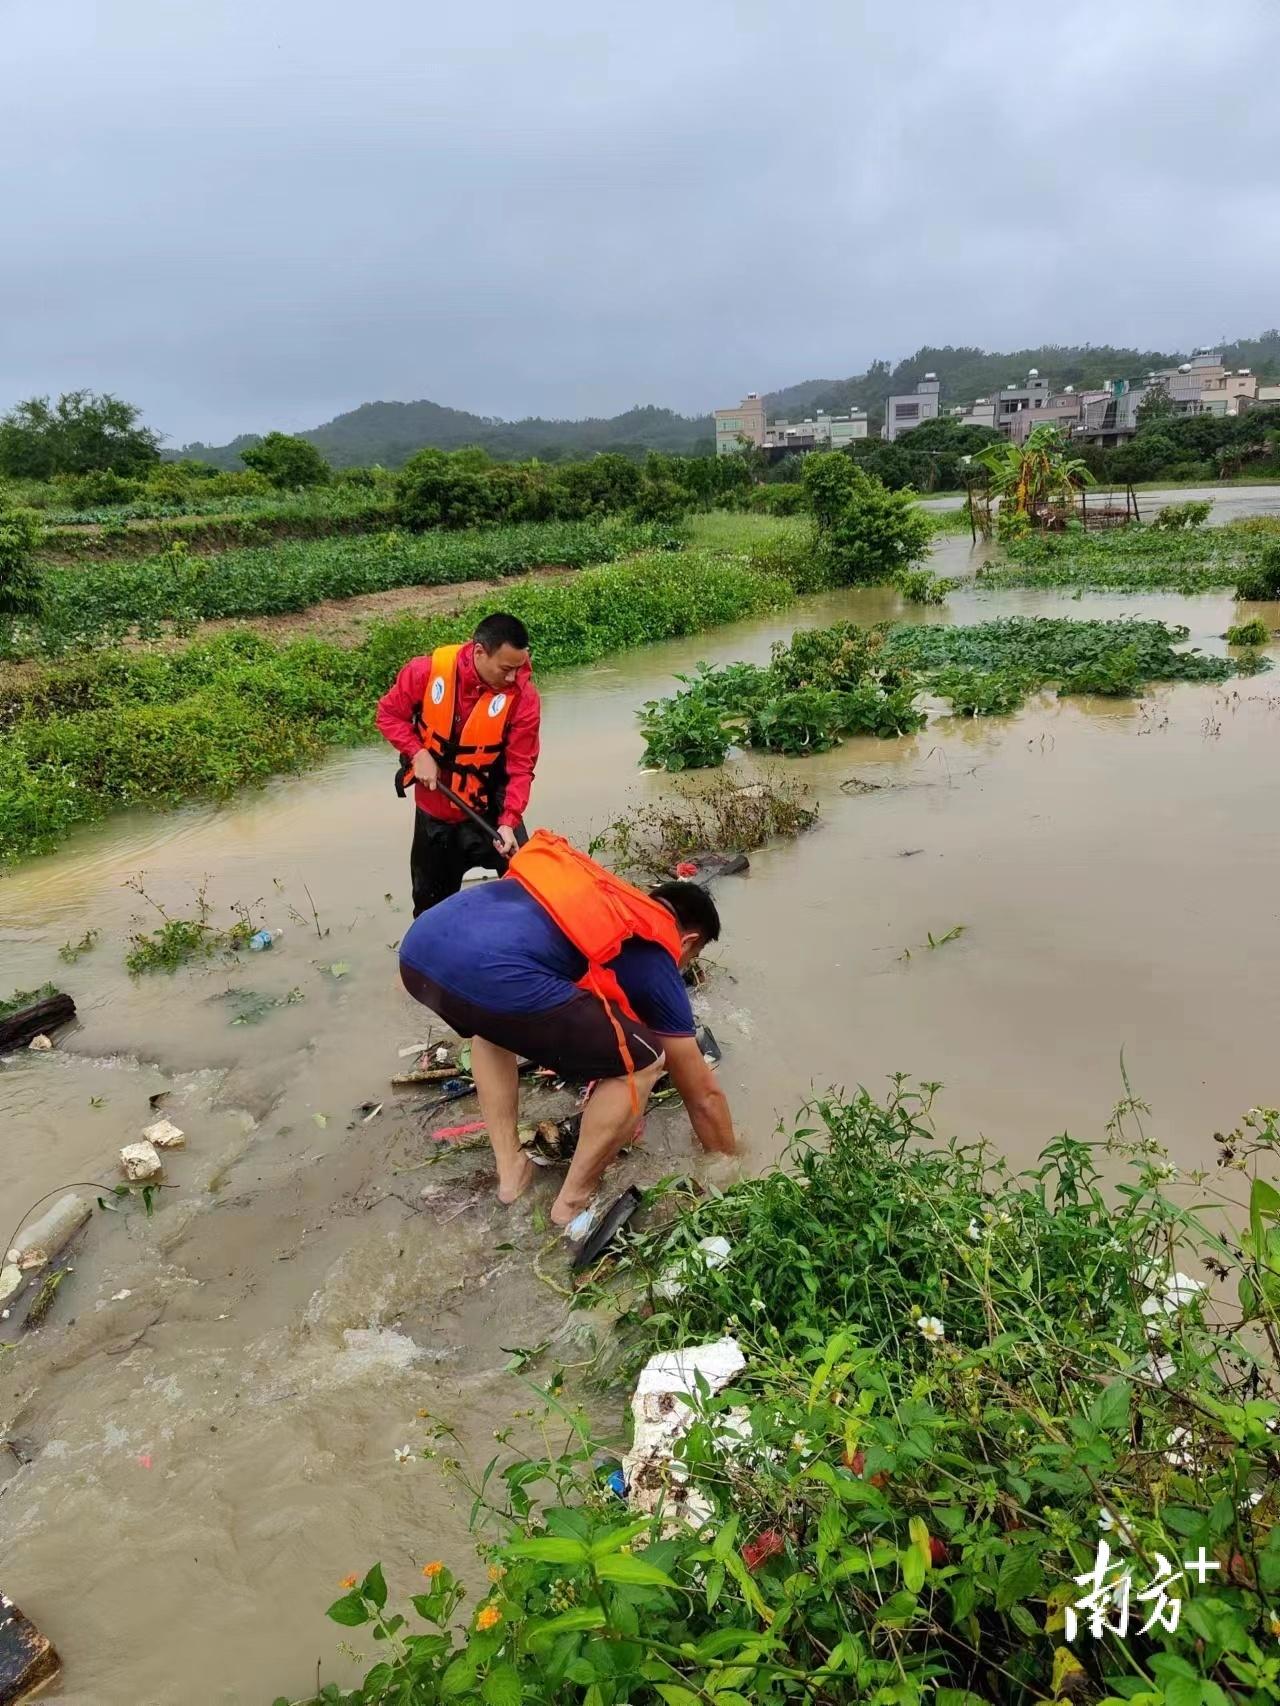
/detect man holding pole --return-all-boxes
[375,613,541,915]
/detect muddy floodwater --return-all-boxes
[2,529,1280,1703]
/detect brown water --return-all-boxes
[2,535,1280,1704]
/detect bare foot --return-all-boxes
[550,1190,592,1229]
[496,1154,536,1205]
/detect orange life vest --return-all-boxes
[413,643,517,810]
[507,829,686,1103]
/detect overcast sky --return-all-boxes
[3,1,1278,446]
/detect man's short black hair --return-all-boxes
[473,612,530,653]
[649,880,721,945]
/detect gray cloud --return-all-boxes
[3,0,1278,445]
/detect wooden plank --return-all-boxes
[0,1591,60,1704]
[0,995,76,1057]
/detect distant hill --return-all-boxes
[177,400,715,469]
[175,329,1280,467]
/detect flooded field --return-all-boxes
[3,531,1280,1703]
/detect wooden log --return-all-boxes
[0,1591,60,1704]
[0,995,76,1057]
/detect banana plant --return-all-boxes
[974,424,1095,525]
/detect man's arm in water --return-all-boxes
[659,1033,736,1154]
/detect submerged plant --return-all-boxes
[1224,616,1271,646]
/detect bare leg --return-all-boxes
[470,1036,535,1204]
[551,1054,664,1227]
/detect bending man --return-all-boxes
[375,612,541,916]
[398,831,736,1227]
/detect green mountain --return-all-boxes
[178,401,714,469]
[176,329,1280,468]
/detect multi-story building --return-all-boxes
[951,398,996,432]
[883,374,941,442]
[991,370,1081,441]
[714,393,767,456]
[765,409,869,452]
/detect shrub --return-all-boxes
[1225,616,1271,646]
[54,469,143,508]
[0,502,43,618]
[825,475,934,585]
[240,432,331,490]
[630,477,694,526]
[893,567,958,604]
[1234,543,1280,602]
[1151,500,1213,531]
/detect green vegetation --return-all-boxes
[1225,617,1272,646]
[1151,501,1213,531]
[0,551,796,863]
[803,453,933,585]
[893,567,958,604]
[0,390,160,478]
[1077,404,1280,486]
[240,431,331,489]
[0,499,43,617]
[1234,543,1280,603]
[639,615,1245,765]
[978,520,1280,594]
[0,981,58,1019]
[123,879,257,974]
[283,1082,1280,1706]
[884,616,1241,698]
[0,518,672,658]
[639,624,926,769]
[975,426,1095,539]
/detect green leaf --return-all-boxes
[360,1562,387,1610]
[565,1658,599,1685]
[901,1544,926,1593]
[523,1606,608,1643]
[483,1662,522,1706]
[705,1561,725,1608]
[506,1536,591,1565]
[1093,1378,1130,1433]
[656,1688,701,1706]
[1164,1677,1205,1706]
[589,1520,650,1560]
[996,1544,1044,1610]
[441,1652,480,1697]
[593,1552,678,1588]
[326,1591,370,1627]
[937,1692,991,1706]
[361,1663,394,1693]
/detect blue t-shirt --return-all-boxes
[400,879,695,1036]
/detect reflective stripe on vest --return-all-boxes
[507,829,685,1104]
[413,644,516,808]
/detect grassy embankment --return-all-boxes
[280,1082,1280,1706]
[0,518,838,862]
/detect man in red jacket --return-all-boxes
[375,612,542,915]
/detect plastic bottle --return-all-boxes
[248,928,280,952]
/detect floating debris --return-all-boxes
[119,1142,163,1182]
[142,1118,185,1150]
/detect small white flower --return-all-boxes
[1098,1507,1115,1531]
[967,1218,983,1242]
[791,1432,808,1452]
[750,1296,766,1312]
[394,1444,414,1464]
[916,1314,945,1344]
